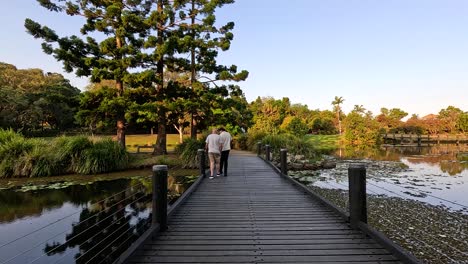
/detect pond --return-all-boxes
[293,143,468,212]
[0,169,198,264]
[290,143,468,263]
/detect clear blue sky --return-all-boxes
[1,0,467,117]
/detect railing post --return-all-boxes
[152,165,168,231]
[280,148,288,175]
[265,144,271,161]
[348,163,367,229]
[257,141,262,156]
[198,149,206,177]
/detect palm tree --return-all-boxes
[332,96,344,134]
[353,104,366,114]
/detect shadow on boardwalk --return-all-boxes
[129,150,402,263]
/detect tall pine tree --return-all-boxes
[178,0,249,138]
[25,0,155,147]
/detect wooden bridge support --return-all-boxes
[348,164,367,229]
[197,149,206,178]
[265,144,271,161]
[280,148,288,175]
[152,165,168,231]
[256,141,262,156]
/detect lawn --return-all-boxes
[124,134,188,153]
[306,134,340,151]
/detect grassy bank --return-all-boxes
[305,134,340,152]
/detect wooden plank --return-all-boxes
[147,238,385,246]
[143,243,384,251]
[127,150,402,263]
[131,254,398,263]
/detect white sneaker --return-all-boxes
[209,176,214,179]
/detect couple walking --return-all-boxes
[205,127,232,179]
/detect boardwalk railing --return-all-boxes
[0,165,205,264]
[115,159,205,263]
[257,143,421,264]
[382,133,468,146]
[258,142,468,264]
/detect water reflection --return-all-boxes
[0,170,198,264]
[44,187,151,264]
[291,144,468,212]
[335,144,468,174]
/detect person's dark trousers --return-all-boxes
[220,150,230,176]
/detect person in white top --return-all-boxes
[205,128,223,179]
[218,127,232,177]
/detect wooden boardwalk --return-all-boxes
[129,151,402,263]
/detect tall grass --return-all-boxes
[0,129,129,178]
[261,134,317,161]
[175,138,205,168]
[0,128,21,145]
[75,139,128,174]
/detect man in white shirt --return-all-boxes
[205,128,223,179]
[218,127,232,177]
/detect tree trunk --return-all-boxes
[115,19,126,148]
[115,79,126,148]
[154,0,166,154]
[117,118,126,148]
[154,116,167,155]
[173,124,184,143]
[190,0,197,139]
[190,116,197,139]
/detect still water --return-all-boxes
[0,169,198,264]
[315,144,468,212]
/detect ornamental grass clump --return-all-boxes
[0,129,129,177]
[261,134,317,161]
[0,135,36,178]
[75,139,128,174]
[175,138,205,168]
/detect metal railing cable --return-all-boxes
[368,187,468,236]
[91,217,152,264]
[25,193,150,264]
[367,181,468,224]
[48,195,151,264]
[97,217,151,264]
[76,198,151,264]
[373,204,468,259]
[367,186,468,255]
[368,194,468,242]
[0,188,147,264]
[0,183,144,251]
[373,178,468,208]
[375,215,459,263]
[312,176,468,256]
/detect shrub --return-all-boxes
[261,133,317,161]
[55,136,93,171]
[236,133,249,150]
[175,138,205,168]
[17,141,64,177]
[0,128,22,145]
[246,130,267,151]
[0,136,36,177]
[74,139,128,174]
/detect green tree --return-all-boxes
[342,108,380,146]
[25,0,154,147]
[457,112,468,133]
[0,63,80,132]
[438,106,463,133]
[175,0,249,139]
